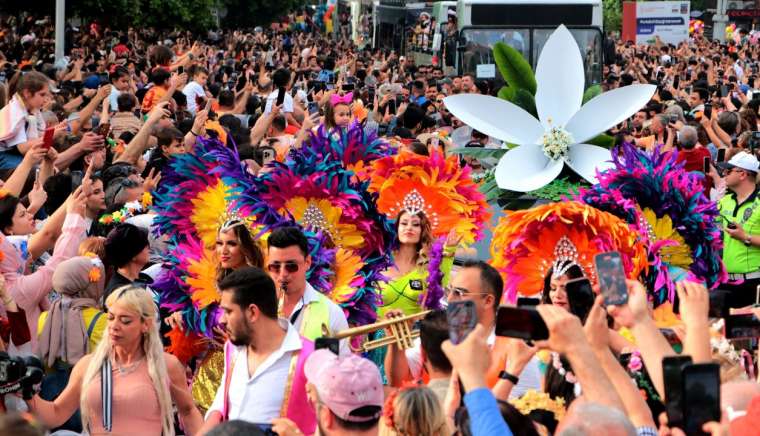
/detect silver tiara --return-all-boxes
[551,236,584,278]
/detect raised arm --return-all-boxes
[114,101,169,165]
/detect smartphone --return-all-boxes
[494,306,549,341]
[684,85,692,95]
[447,300,477,345]
[315,337,340,355]
[177,66,184,75]
[516,297,540,307]
[594,251,628,306]
[386,99,397,115]
[703,156,710,173]
[42,127,55,149]
[704,103,713,121]
[725,313,760,339]
[682,363,721,436]
[341,83,355,92]
[669,114,678,124]
[673,74,680,89]
[260,146,276,165]
[720,84,728,98]
[96,122,111,138]
[308,101,319,115]
[717,147,726,163]
[565,277,595,322]
[662,355,693,429]
[276,86,286,106]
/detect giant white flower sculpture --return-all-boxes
[444,25,656,192]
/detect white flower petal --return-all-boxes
[443,94,544,145]
[494,144,564,192]
[564,143,614,184]
[564,84,657,144]
[535,25,584,129]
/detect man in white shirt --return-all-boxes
[200,267,316,435]
[183,67,209,115]
[267,227,350,355]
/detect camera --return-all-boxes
[0,352,44,400]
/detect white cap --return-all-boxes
[719,151,760,173]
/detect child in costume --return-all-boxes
[324,92,354,131]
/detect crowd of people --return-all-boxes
[0,9,757,436]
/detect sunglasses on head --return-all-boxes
[267,261,300,273]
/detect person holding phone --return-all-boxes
[263,68,299,129]
[716,152,760,308]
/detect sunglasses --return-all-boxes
[267,261,300,273]
[445,285,489,299]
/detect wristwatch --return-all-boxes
[498,370,519,384]
[744,236,752,247]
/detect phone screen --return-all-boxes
[495,306,549,341]
[341,83,355,92]
[725,313,760,339]
[308,101,319,115]
[43,127,55,149]
[717,147,726,163]
[260,146,276,165]
[683,363,721,436]
[594,252,628,306]
[565,278,595,322]
[447,301,477,345]
[673,75,680,89]
[662,355,693,429]
[703,156,710,173]
[178,66,184,75]
[276,86,286,106]
[315,337,340,356]
[720,85,728,98]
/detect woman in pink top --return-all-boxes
[27,285,203,435]
[0,186,89,350]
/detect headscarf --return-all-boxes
[38,256,105,367]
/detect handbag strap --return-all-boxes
[101,358,113,431]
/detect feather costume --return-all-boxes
[575,144,727,304]
[490,201,648,303]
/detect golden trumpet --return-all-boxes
[330,310,432,353]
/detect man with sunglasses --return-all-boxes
[717,152,760,308]
[267,227,349,355]
[386,260,540,393]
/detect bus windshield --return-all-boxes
[458,27,603,87]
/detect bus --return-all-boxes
[455,0,604,86]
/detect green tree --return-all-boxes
[603,0,622,32]
[220,0,305,28]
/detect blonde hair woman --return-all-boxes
[380,385,449,436]
[27,286,202,435]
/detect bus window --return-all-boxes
[532,28,602,86]
[459,28,530,77]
